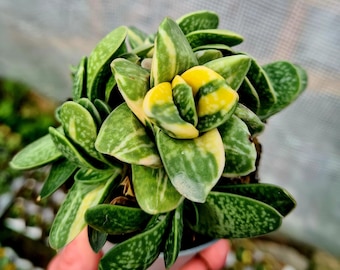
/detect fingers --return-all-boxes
[47,228,102,270]
[181,239,230,270]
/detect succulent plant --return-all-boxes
[10,10,307,270]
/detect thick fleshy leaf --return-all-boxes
[156,128,225,203]
[131,165,184,214]
[94,99,111,120]
[111,58,150,124]
[193,44,236,55]
[143,82,199,139]
[39,158,78,200]
[151,17,198,86]
[99,213,170,270]
[48,127,106,170]
[181,66,239,132]
[238,77,260,113]
[172,75,198,126]
[77,98,102,127]
[87,26,127,101]
[104,75,117,104]
[262,61,308,119]
[204,55,251,90]
[49,172,120,249]
[234,104,265,135]
[176,10,219,35]
[164,203,184,269]
[214,183,296,216]
[218,115,257,177]
[72,56,87,100]
[188,191,282,238]
[10,133,62,170]
[88,226,108,253]
[186,29,243,49]
[95,103,161,167]
[85,204,151,234]
[195,49,223,65]
[59,101,102,161]
[75,167,121,184]
[246,58,277,118]
[127,26,148,49]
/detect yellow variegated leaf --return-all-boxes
[143,82,199,139]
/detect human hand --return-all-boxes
[47,228,229,270]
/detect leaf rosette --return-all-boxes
[10,10,307,270]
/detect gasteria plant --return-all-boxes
[10,10,307,270]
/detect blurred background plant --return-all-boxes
[0,78,60,269]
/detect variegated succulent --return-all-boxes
[10,10,307,270]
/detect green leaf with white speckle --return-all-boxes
[214,183,296,217]
[132,164,184,215]
[10,133,62,170]
[176,10,219,35]
[72,56,87,100]
[75,167,121,184]
[39,158,78,200]
[193,44,236,55]
[127,26,148,49]
[262,61,308,119]
[87,26,127,101]
[218,115,257,177]
[59,101,103,161]
[95,103,161,167]
[151,17,198,86]
[204,55,251,90]
[164,203,183,269]
[48,127,106,170]
[234,103,265,135]
[186,29,243,49]
[188,191,282,238]
[94,99,111,120]
[156,128,225,203]
[49,172,120,249]
[85,204,151,235]
[245,58,277,118]
[238,77,260,113]
[77,98,102,127]
[195,49,223,65]
[99,213,171,270]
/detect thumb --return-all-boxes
[47,228,102,270]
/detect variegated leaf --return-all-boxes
[87,26,127,101]
[204,55,251,90]
[132,164,184,214]
[143,82,199,139]
[111,58,150,124]
[49,172,120,249]
[218,115,257,177]
[10,133,61,170]
[156,128,225,203]
[95,103,161,167]
[151,17,198,86]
